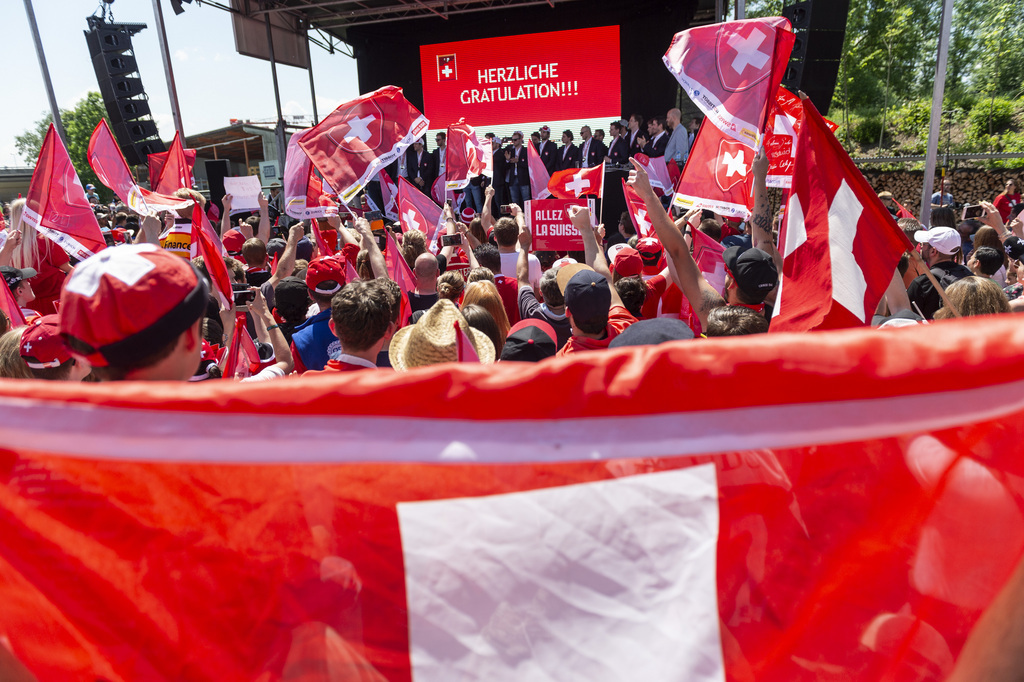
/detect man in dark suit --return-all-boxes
[578,126,607,168]
[627,114,645,157]
[431,131,447,184]
[536,125,558,175]
[607,120,631,166]
[639,116,669,158]
[408,139,434,191]
[504,131,531,205]
[556,130,581,171]
[488,133,508,215]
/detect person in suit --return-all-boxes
[640,116,669,158]
[664,108,688,169]
[408,139,434,191]
[488,133,508,215]
[578,126,607,168]
[504,131,531,205]
[556,130,581,171]
[607,120,631,166]
[627,114,645,157]
[432,131,447,183]
[536,125,558,175]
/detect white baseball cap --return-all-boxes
[914,227,961,255]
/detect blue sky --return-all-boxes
[3,0,361,167]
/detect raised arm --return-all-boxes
[249,288,294,375]
[749,148,782,275]
[267,222,303,290]
[481,185,495,234]
[569,205,623,309]
[627,157,723,328]
[353,217,387,280]
[256,191,270,244]
[516,218,532,288]
[135,214,163,246]
[220,194,233,236]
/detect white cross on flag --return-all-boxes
[672,119,756,219]
[662,17,794,148]
[765,87,839,188]
[621,179,655,238]
[547,163,605,199]
[771,96,914,332]
[397,176,444,246]
[299,86,429,204]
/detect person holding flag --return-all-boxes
[5,199,72,317]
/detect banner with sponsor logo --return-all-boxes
[526,198,593,251]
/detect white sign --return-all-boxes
[222,175,263,213]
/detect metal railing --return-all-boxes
[852,152,1024,164]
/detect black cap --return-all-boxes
[609,318,695,348]
[500,319,557,362]
[2,265,38,292]
[723,246,777,301]
[1004,236,1024,261]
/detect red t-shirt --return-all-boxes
[304,359,377,375]
[493,275,521,326]
[994,193,1021,221]
[28,235,70,315]
[556,305,637,356]
[639,274,668,319]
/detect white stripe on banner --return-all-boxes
[2,380,1024,464]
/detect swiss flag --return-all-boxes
[299,86,428,204]
[672,119,756,219]
[526,140,552,200]
[2,318,1024,680]
[437,54,457,81]
[445,119,492,191]
[398,176,444,244]
[622,179,654,238]
[548,163,604,199]
[766,87,838,188]
[191,203,232,309]
[431,175,447,206]
[893,198,916,220]
[691,226,727,295]
[378,168,399,221]
[23,124,106,261]
[385,229,417,326]
[149,132,195,195]
[772,97,914,332]
[663,17,794,148]
[88,120,192,217]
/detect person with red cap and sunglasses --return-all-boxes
[58,244,209,382]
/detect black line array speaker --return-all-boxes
[781,0,851,115]
[85,16,166,166]
[205,160,229,214]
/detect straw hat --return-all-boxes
[390,299,495,370]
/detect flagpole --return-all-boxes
[23,0,67,145]
[918,0,954,227]
[151,0,186,141]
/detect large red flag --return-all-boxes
[766,87,838,188]
[672,119,756,219]
[445,119,492,191]
[88,120,193,217]
[622,179,655,238]
[772,97,914,332]
[397,176,444,244]
[191,203,232,309]
[632,153,674,197]
[526,140,552,200]
[691,225,727,295]
[547,163,604,199]
[148,133,195,194]
[298,86,429,204]
[2,317,1024,680]
[663,17,794,148]
[23,124,105,261]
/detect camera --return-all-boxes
[441,233,462,247]
[232,283,256,306]
[500,205,513,215]
[373,230,388,250]
[962,204,986,220]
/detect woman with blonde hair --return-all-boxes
[0,328,32,379]
[933,276,1010,319]
[6,198,72,315]
[461,279,510,351]
[437,270,465,304]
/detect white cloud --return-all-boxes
[282,100,308,116]
[173,49,188,62]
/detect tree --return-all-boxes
[14,92,109,200]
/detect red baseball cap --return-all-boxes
[222,228,245,255]
[611,246,643,278]
[636,237,664,275]
[59,244,208,367]
[20,315,72,369]
[305,255,346,295]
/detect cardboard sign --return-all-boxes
[527,198,593,251]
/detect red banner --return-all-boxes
[1,318,1024,680]
[420,26,621,127]
[526,198,590,251]
[766,87,838,188]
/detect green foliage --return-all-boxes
[851,114,884,147]
[965,97,1018,138]
[14,92,109,200]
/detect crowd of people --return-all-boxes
[0,108,1022,384]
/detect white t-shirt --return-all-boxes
[499,251,542,289]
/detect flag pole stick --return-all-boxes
[918,0,955,226]
[908,249,960,317]
[23,0,67,145]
